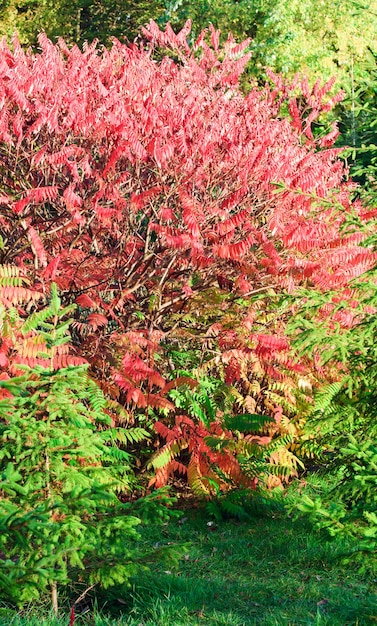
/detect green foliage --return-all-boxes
[287,303,377,557]
[337,51,377,198]
[294,436,377,571]
[222,412,274,433]
[0,291,176,609]
[1,495,377,624]
[285,164,377,560]
[259,0,377,82]
[0,364,144,606]
[162,0,273,74]
[168,375,220,427]
[205,486,285,522]
[0,0,165,47]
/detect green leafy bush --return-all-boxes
[286,187,377,564]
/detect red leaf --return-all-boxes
[76,294,97,308]
[87,313,108,330]
[27,226,48,267]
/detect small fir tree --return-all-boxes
[0,284,164,611]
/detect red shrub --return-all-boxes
[0,22,373,489]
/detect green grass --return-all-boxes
[1,495,376,626]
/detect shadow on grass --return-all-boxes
[94,510,377,626]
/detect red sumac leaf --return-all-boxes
[87,313,108,330]
[76,294,97,308]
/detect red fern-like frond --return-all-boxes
[0,286,42,306]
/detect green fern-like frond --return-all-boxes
[265,391,297,416]
[187,459,211,496]
[239,440,266,458]
[0,265,27,287]
[148,440,186,471]
[314,381,345,413]
[223,413,273,433]
[21,306,59,334]
[265,434,294,452]
[206,487,286,521]
[49,282,61,316]
[84,376,108,415]
[103,427,150,445]
[205,435,235,452]
[293,438,325,458]
[265,462,295,478]
[104,400,132,423]
[206,495,250,521]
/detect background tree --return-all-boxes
[337,51,377,189]
[0,0,165,47]
[162,0,377,84]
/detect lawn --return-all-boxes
[1,491,376,626]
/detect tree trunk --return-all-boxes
[51,581,58,614]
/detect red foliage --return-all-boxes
[0,269,86,397]
[150,413,250,493]
[0,25,371,303]
[0,22,374,487]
